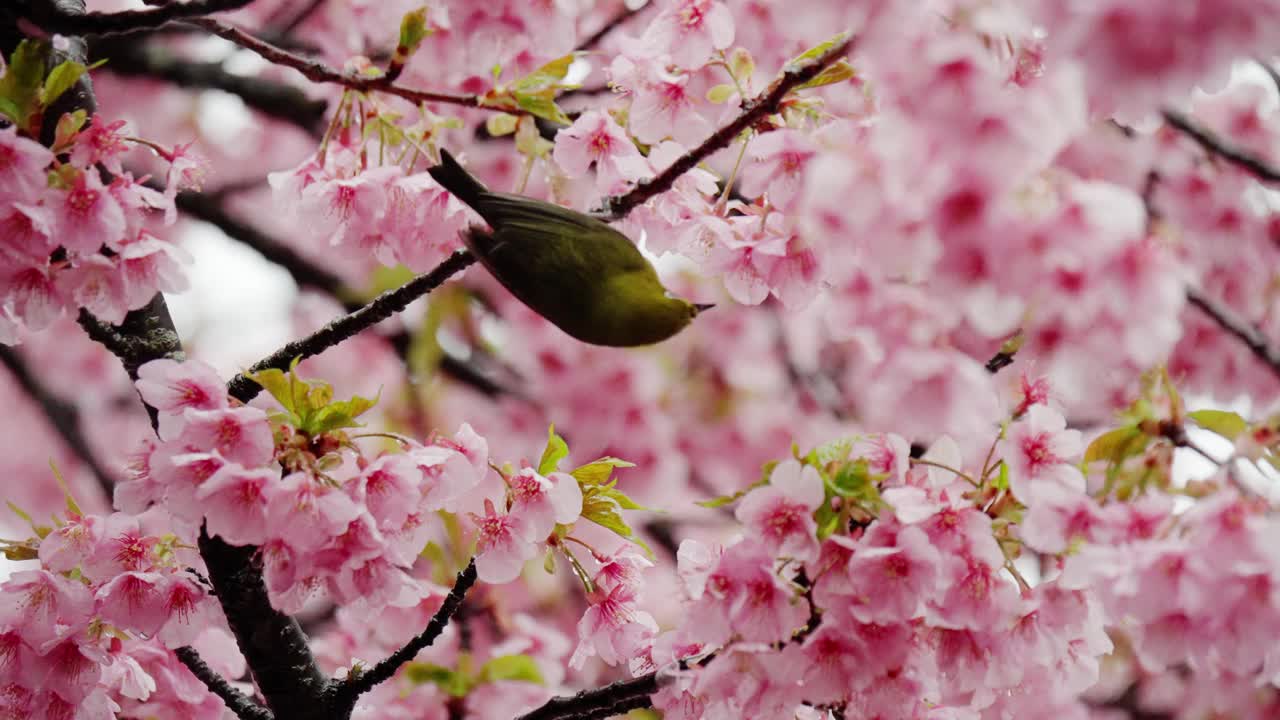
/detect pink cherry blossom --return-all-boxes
[0,125,54,199]
[640,0,735,69]
[844,523,941,624]
[552,111,650,194]
[735,458,822,562]
[70,116,130,175]
[134,359,227,440]
[55,170,126,255]
[196,464,279,546]
[470,499,536,584]
[1000,404,1086,502]
[569,583,657,669]
[94,572,174,637]
[508,468,582,541]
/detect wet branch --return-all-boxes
[598,33,856,219]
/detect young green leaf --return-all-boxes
[538,425,570,475]
[41,59,90,109]
[1083,426,1149,466]
[786,31,851,70]
[570,457,635,486]
[794,59,856,90]
[0,40,47,129]
[1187,409,1249,440]
[404,662,473,696]
[478,655,543,685]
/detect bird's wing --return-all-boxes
[474,193,652,275]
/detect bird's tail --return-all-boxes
[428,149,489,207]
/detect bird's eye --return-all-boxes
[663,291,675,300]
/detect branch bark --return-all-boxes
[1162,108,1280,183]
[0,345,116,502]
[188,17,508,113]
[94,39,328,134]
[174,646,274,720]
[332,560,478,707]
[1186,287,1280,382]
[598,33,856,219]
[225,248,478,403]
[514,672,661,720]
[21,0,254,36]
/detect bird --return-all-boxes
[427,148,711,347]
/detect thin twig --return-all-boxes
[225,248,478,403]
[1254,56,1280,97]
[0,345,115,502]
[174,646,274,720]
[1186,286,1280,382]
[189,18,513,114]
[95,40,328,134]
[276,0,327,35]
[23,0,253,36]
[575,3,649,52]
[174,189,347,291]
[1162,108,1280,183]
[334,560,477,703]
[597,33,856,219]
[514,672,660,720]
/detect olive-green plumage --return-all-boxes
[428,149,707,347]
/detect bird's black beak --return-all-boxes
[693,303,716,313]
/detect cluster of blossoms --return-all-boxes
[0,355,656,716]
[0,115,195,342]
[0,499,232,716]
[535,376,1279,720]
[10,0,1280,718]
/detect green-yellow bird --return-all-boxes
[428,149,710,347]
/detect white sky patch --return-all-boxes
[166,224,298,377]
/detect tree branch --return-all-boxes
[39,6,334,713]
[225,248,478,403]
[174,189,347,291]
[169,186,519,399]
[196,526,336,719]
[597,33,856,220]
[333,560,477,705]
[1186,286,1280,382]
[0,345,116,501]
[514,672,660,720]
[94,40,328,134]
[1162,108,1280,183]
[174,646,274,720]
[575,3,649,53]
[22,0,254,37]
[188,17,513,114]
[274,0,326,36]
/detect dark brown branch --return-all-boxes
[189,18,514,114]
[196,526,336,720]
[334,560,477,705]
[1162,108,1280,183]
[514,672,660,720]
[575,3,648,52]
[169,185,518,399]
[598,33,856,219]
[226,248,478,403]
[94,40,328,134]
[22,0,253,37]
[174,646,274,720]
[1255,56,1280,97]
[174,189,347,292]
[43,5,332,712]
[275,0,326,36]
[0,345,115,501]
[1186,286,1280,381]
